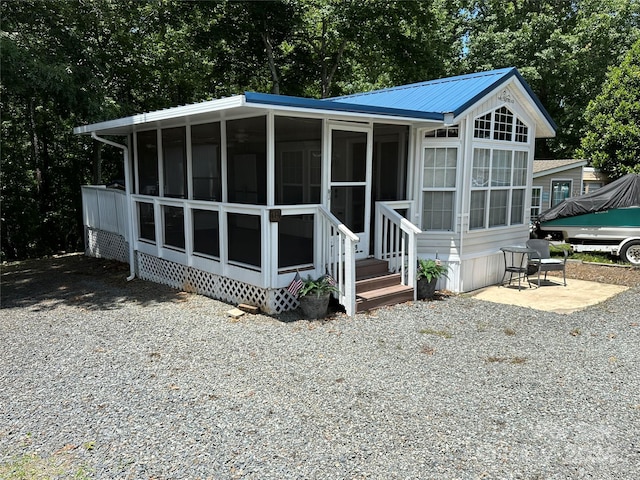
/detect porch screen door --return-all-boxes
[329,127,372,259]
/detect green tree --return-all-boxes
[216,0,460,98]
[578,39,640,178]
[2,0,96,259]
[291,0,460,97]
[4,0,637,261]
[1,0,154,259]
[460,0,640,158]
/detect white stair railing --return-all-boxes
[375,201,421,289]
[317,206,359,316]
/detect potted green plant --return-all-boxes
[416,258,449,300]
[297,275,340,319]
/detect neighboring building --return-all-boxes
[582,166,609,194]
[532,159,587,217]
[76,67,556,315]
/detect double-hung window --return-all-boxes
[470,148,528,229]
[531,186,543,218]
[421,146,457,231]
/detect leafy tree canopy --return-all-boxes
[578,39,640,178]
[2,0,639,260]
[459,0,640,158]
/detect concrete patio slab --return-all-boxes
[469,277,628,314]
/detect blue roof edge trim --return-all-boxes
[450,68,516,117]
[244,91,444,121]
[511,69,558,132]
[451,68,557,132]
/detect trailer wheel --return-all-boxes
[620,240,640,266]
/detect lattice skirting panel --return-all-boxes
[86,228,129,264]
[136,252,299,314]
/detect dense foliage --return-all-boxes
[2,0,639,260]
[578,39,640,178]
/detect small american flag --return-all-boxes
[287,271,304,297]
[324,269,337,287]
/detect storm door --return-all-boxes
[328,126,373,259]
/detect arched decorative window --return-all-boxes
[493,106,513,141]
[473,113,491,139]
[473,106,529,144]
[515,119,528,143]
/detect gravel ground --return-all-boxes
[1,254,639,479]
[557,260,640,288]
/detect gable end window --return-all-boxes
[474,107,529,144]
[515,119,528,143]
[473,113,491,139]
[493,106,513,141]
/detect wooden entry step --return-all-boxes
[355,258,390,280]
[356,272,402,293]
[356,284,414,312]
[355,259,414,312]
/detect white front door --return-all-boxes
[328,126,373,259]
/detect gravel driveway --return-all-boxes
[1,255,639,479]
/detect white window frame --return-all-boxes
[420,144,459,232]
[550,179,573,207]
[473,106,530,144]
[530,186,543,218]
[469,146,529,230]
[469,105,531,230]
[424,125,460,138]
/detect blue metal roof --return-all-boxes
[245,67,557,133]
[330,68,515,115]
[244,91,443,121]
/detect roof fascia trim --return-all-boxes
[73,95,246,135]
[512,69,558,132]
[450,68,518,117]
[450,75,557,138]
[533,161,588,178]
[451,68,557,135]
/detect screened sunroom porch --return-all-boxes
[81,101,429,315]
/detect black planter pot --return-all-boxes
[417,277,438,300]
[299,293,330,319]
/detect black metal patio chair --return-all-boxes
[526,239,568,287]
